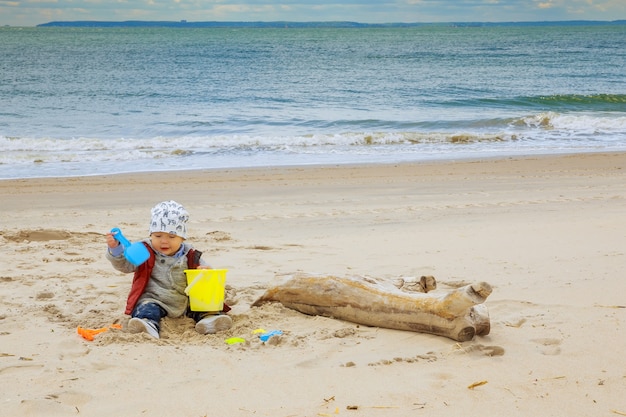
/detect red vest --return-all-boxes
[124,243,230,315]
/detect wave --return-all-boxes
[1,110,625,168]
[518,94,626,110]
[515,111,626,134]
[0,133,513,165]
[448,94,626,112]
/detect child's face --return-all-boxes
[150,232,184,256]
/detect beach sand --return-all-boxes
[1,152,625,416]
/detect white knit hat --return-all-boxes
[149,200,189,239]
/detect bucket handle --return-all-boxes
[184,272,204,296]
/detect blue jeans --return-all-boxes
[131,302,167,331]
[132,302,220,331]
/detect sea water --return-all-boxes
[1,24,625,179]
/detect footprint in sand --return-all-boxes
[36,291,55,300]
[531,338,562,355]
[16,391,92,415]
[42,304,69,323]
[367,352,439,367]
[453,343,506,357]
[2,229,72,242]
[206,230,233,242]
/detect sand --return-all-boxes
[1,152,625,416]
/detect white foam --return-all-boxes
[2,111,626,179]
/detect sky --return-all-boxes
[1,0,625,27]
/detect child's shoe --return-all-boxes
[128,318,160,339]
[196,315,232,335]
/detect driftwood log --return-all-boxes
[253,272,492,342]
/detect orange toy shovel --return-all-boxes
[77,324,122,341]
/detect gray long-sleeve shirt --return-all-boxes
[106,239,207,317]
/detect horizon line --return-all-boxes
[29,19,626,28]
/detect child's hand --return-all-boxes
[196,265,213,270]
[106,232,120,249]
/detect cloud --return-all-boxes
[537,1,555,9]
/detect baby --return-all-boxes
[105,200,231,339]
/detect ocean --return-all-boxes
[1,24,625,179]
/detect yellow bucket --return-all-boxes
[184,269,227,312]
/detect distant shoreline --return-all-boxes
[35,19,626,28]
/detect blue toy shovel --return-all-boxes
[110,227,150,266]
